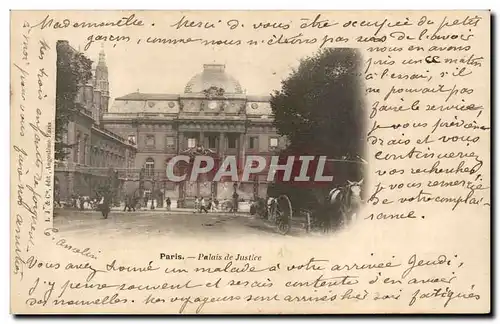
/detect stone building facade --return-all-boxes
[54,42,137,202]
[102,64,286,204]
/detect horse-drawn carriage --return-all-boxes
[251,178,364,235]
[250,156,366,235]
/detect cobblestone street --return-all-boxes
[53,208,305,240]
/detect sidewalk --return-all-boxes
[111,206,192,212]
[109,206,252,217]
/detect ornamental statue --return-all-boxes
[202,86,225,99]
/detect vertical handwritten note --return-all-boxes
[364,14,490,217]
[10,11,490,314]
[12,18,55,283]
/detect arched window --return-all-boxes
[145,158,155,177]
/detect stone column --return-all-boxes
[219,132,225,155]
[178,132,184,153]
[239,133,245,172]
[199,131,204,148]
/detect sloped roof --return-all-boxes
[115,92,180,101]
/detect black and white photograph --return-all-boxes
[53,39,367,239]
[10,10,491,315]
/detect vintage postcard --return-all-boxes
[10,10,490,314]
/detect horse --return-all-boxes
[327,179,364,229]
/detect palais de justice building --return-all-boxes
[101,62,287,204]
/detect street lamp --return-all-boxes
[232,182,238,212]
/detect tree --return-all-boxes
[271,48,365,159]
[55,41,93,161]
[269,48,366,209]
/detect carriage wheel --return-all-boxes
[275,195,293,235]
[277,221,290,235]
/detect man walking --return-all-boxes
[230,191,239,213]
[166,197,171,211]
[101,193,111,219]
[199,197,209,213]
[123,195,129,212]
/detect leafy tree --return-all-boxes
[271,48,365,159]
[55,40,93,161]
[269,48,366,210]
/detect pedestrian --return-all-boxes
[200,197,209,213]
[101,194,111,219]
[231,191,239,213]
[207,198,214,211]
[166,197,171,211]
[123,195,129,212]
[214,198,219,211]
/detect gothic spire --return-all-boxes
[98,43,106,65]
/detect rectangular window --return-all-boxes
[145,159,155,177]
[166,136,175,148]
[208,136,217,149]
[188,138,197,148]
[228,136,237,149]
[249,136,258,150]
[128,135,136,145]
[146,135,155,147]
[269,137,279,148]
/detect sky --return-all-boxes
[83,42,315,102]
[80,43,324,105]
[53,11,340,103]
